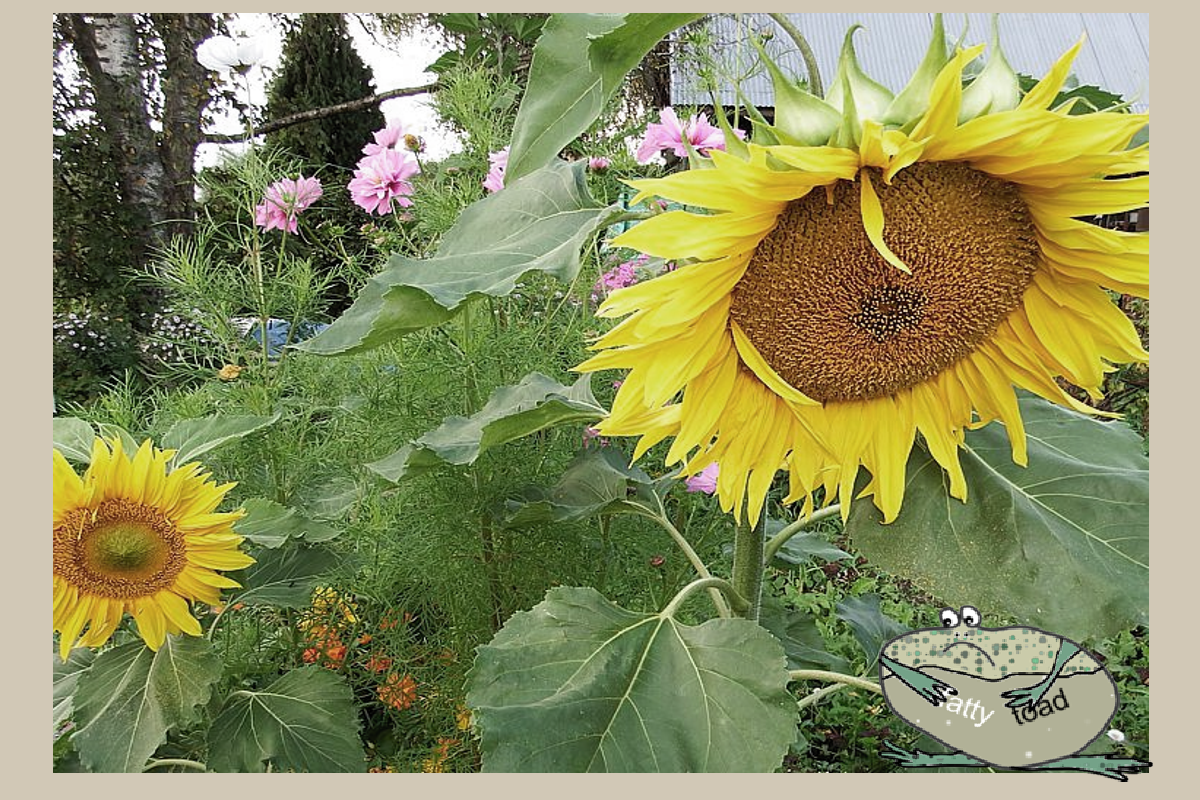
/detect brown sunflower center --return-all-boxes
[729,161,1039,402]
[54,498,188,599]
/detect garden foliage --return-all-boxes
[52,13,1150,773]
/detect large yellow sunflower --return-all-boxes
[53,437,254,660]
[578,23,1148,526]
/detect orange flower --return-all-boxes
[379,610,413,630]
[364,654,393,673]
[421,737,460,772]
[378,673,418,711]
[301,624,346,667]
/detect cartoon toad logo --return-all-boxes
[878,606,1150,780]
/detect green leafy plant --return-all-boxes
[53,12,1150,774]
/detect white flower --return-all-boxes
[1106,729,1126,743]
[196,35,265,74]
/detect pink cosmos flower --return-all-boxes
[590,255,645,304]
[483,147,509,193]
[635,107,743,164]
[362,122,408,156]
[685,462,720,495]
[348,149,420,215]
[582,426,609,448]
[588,156,611,172]
[254,175,323,234]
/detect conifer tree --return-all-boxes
[265,14,383,170]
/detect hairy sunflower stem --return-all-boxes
[789,669,883,695]
[731,513,766,621]
[662,577,749,619]
[794,682,846,713]
[633,508,731,618]
[762,504,843,565]
[767,13,824,98]
[143,758,207,772]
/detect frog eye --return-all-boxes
[960,606,981,627]
[939,608,959,627]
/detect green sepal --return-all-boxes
[883,13,950,128]
[959,14,1021,122]
[829,77,862,149]
[708,91,751,159]
[751,35,839,146]
[826,25,894,125]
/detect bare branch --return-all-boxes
[201,81,439,144]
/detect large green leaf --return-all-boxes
[467,586,796,772]
[368,372,604,482]
[234,498,341,549]
[161,413,281,466]
[207,666,363,773]
[53,647,95,736]
[70,636,221,772]
[506,13,704,182]
[53,417,96,463]
[845,396,1149,641]
[502,447,656,527]
[231,545,341,608]
[298,160,621,356]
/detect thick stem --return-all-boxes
[661,577,748,619]
[731,513,766,621]
[767,13,824,98]
[762,504,842,565]
[788,669,882,695]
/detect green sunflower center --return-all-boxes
[54,498,188,599]
[730,161,1039,403]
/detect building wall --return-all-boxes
[671,13,1149,113]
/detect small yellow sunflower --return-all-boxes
[53,437,254,660]
[578,21,1148,526]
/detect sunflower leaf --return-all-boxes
[53,647,96,736]
[466,586,796,772]
[501,447,657,528]
[298,160,622,355]
[234,498,341,549]
[70,636,221,772]
[161,412,281,466]
[367,372,604,483]
[230,545,342,608]
[845,395,1149,641]
[52,417,96,463]
[95,423,140,455]
[207,666,363,773]
[506,12,704,183]
[758,592,852,673]
[766,517,854,566]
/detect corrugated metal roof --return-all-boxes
[671,13,1148,113]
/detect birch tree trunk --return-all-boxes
[68,13,167,239]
